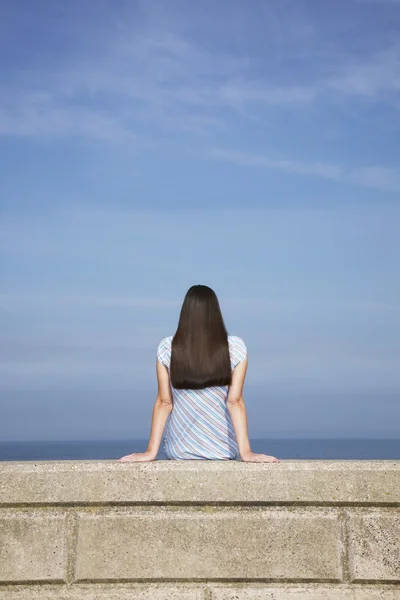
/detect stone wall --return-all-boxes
[0,459,399,599]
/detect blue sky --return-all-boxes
[1,0,399,442]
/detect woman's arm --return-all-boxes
[226,358,252,457]
[226,357,280,463]
[117,360,173,462]
[226,395,252,457]
[146,394,173,458]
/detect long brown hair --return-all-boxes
[170,285,232,389]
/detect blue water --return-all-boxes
[0,438,399,461]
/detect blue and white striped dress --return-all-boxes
[157,335,247,460]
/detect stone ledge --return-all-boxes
[1,460,400,505]
[0,584,400,600]
[1,460,400,588]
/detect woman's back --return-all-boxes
[157,335,247,460]
[117,285,279,464]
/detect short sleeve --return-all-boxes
[156,336,172,369]
[229,336,247,369]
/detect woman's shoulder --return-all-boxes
[157,335,173,350]
[228,335,246,347]
[228,336,247,363]
[156,336,173,367]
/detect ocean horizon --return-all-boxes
[1,438,399,461]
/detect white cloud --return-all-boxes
[211,149,342,179]
[211,149,400,193]
[1,6,400,141]
[347,166,400,192]
[0,86,137,141]
[326,42,400,97]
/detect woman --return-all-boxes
[118,285,280,463]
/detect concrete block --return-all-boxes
[347,510,400,582]
[0,584,203,599]
[75,507,340,581]
[210,585,400,599]
[0,512,67,582]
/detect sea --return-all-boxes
[0,438,399,461]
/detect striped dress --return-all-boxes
[157,335,247,460]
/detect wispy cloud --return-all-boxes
[211,149,400,193]
[346,165,400,192]
[326,42,400,97]
[1,4,400,141]
[211,149,342,179]
[0,94,136,141]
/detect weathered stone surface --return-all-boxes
[211,585,400,599]
[347,509,400,582]
[1,459,399,594]
[0,512,67,582]
[0,584,203,599]
[75,507,340,581]
[0,585,400,600]
[1,460,399,506]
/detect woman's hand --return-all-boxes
[241,451,280,463]
[117,451,157,462]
